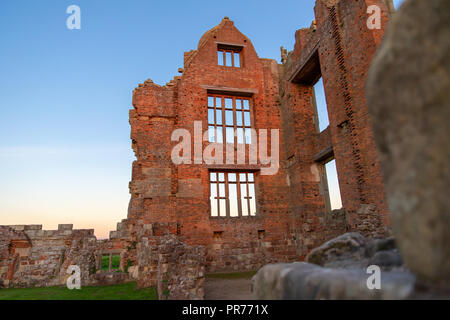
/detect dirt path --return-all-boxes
[204,277,253,300]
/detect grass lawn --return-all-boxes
[0,282,157,300]
[206,271,257,279]
[101,254,121,271]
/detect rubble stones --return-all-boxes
[252,262,415,300]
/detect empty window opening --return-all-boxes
[111,254,120,270]
[101,253,121,271]
[207,94,252,144]
[217,45,242,67]
[101,254,110,271]
[324,160,343,210]
[210,171,256,217]
[313,77,329,132]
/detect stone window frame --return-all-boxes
[207,94,253,145]
[209,171,257,218]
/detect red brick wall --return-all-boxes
[279,0,393,257]
[128,18,298,272]
[126,0,393,272]
[314,0,392,235]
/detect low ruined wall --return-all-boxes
[158,236,206,300]
[0,224,97,288]
[135,223,206,300]
[0,221,205,298]
[0,223,137,289]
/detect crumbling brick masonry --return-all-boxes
[0,0,394,298]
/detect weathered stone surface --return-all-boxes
[252,262,415,300]
[306,232,368,268]
[369,250,403,269]
[306,232,405,272]
[253,232,422,300]
[135,224,206,300]
[366,0,450,283]
[364,237,396,257]
[157,236,206,300]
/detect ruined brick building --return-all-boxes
[0,0,395,298]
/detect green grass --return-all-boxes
[101,254,121,271]
[111,255,120,269]
[0,282,157,300]
[101,255,109,270]
[206,271,257,279]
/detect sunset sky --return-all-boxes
[0,0,405,239]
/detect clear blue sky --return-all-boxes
[0,0,405,238]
